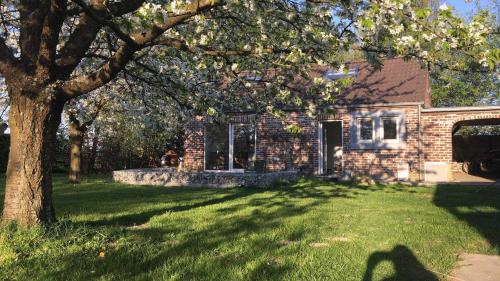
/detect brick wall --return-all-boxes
[341,106,421,181]
[256,112,319,173]
[421,109,500,163]
[183,116,204,172]
[183,105,423,181]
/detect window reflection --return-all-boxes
[205,123,256,171]
[205,124,229,170]
[359,118,373,140]
[383,118,398,140]
[233,124,255,170]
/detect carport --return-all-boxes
[451,118,500,183]
[421,106,500,183]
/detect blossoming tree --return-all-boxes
[0,0,497,226]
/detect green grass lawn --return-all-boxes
[0,175,499,281]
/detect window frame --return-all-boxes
[204,122,257,173]
[350,110,406,150]
[230,123,257,172]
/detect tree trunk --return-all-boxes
[69,119,85,184]
[87,125,100,173]
[2,94,64,227]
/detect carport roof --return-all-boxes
[455,118,500,126]
[421,105,500,113]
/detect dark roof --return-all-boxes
[224,58,431,113]
[335,58,430,106]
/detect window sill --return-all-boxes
[352,141,406,150]
[204,170,245,173]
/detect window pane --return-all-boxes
[359,119,373,140]
[383,118,398,140]
[205,124,229,170]
[233,124,255,170]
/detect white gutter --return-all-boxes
[320,102,424,110]
[421,106,500,113]
[418,104,423,182]
[344,102,424,108]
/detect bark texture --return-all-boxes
[69,119,86,184]
[2,93,64,227]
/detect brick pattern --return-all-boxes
[421,110,500,163]
[183,116,204,172]
[256,112,319,172]
[341,106,421,181]
[184,105,423,181]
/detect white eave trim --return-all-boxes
[347,102,424,108]
[325,102,424,109]
[421,105,500,113]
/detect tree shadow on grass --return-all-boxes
[433,184,500,253]
[61,178,370,228]
[45,193,324,281]
[84,188,261,227]
[4,177,440,280]
[43,178,398,280]
[362,245,439,281]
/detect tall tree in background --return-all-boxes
[0,0,497,227]
[65,77,185,175]
[66,95,107,183]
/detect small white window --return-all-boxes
[358,118,374,141]
[382,117,398,140]
[351,111,406,150]
[323,69,358,80]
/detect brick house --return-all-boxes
[183,58,500,182]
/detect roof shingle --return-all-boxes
[334,58,430,106]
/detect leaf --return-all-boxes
[361,19,373,29]
[415,8,430,19]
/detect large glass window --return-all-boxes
[383,118,398,140]
[205,123,256,171]
[359,118,373,140]
[205,124,229,170]
[232,124,256,171]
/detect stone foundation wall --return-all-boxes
[113,168,299,188]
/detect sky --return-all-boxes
[444,0,496,18]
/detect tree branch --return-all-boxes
[358,45,492,74]
[56,0,145,79]
[36,0,68,82]
[0,37,25,82]
[19,0,50,71]
[61,44,136,99]
[152,37,286,57]
[129,0,224,45]
[82,98,107,128]
[70,0,138,47]
[60,0,223,99]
